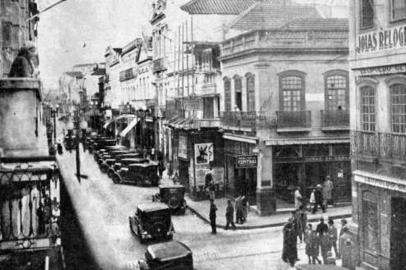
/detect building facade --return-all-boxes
[349,0,406,269]
[220,1,350,214]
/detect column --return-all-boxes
[256,142,276,215]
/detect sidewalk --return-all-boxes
[186,196,352,230]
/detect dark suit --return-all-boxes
[209,203,217,234]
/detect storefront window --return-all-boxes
[224,77,231,112]
[360,86,375,132]
[390,84,406,134]
[391,0,406,21]
[246,73,255,112]
[234,75,242,111]
[325,73,348,110]
[360,0,374,29]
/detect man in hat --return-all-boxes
[312,184,325,214]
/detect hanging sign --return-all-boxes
[235,155,257,168]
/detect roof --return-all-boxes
[147,241,192,262]
[229,1,322,31]
[180,0,256,15]
[137,202,169,213]
[280,18,349,31]
[159,184,186,189]
[129,161,159,168]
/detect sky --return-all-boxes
[37,0,152,89]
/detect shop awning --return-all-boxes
[103,119,114,129]
[223,133,258,144]
[264,137,349,146]
[120,118,139,137]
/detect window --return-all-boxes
[360,0,374,29]
[360,86,376,132]
[224,78,231,112]
[326,73,348,110]
[203,97,214,119]
[246,74,255,112]
[391,0,406,21]
[390,84,406,133]
[280,74,304,111]
[234,76,242,111]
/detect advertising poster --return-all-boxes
[194,143,213,165]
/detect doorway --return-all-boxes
[391,197,406,269]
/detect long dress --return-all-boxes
[282,222,298,266]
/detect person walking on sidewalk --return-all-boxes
[235,195,244,224]
[328,218,339,258]
[323,176,334,207]
[312,185,325,214]
[316,217,328,236]
[209,199,217,234]
[305,224,322,264]
[294,187,303,210]
[242,195,248,223]
[296,205,308,243]
[282,218,298,267]
[225,200,236,230]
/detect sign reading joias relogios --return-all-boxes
[356,25,406,54]
[235,155,257,168]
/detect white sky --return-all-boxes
[37,0,152,89]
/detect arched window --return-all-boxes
[360,85,376,132]
[325,71,348,110]
[234,75,242,111]
[390,84,406,133]
[279,71,305,111]
[223,77,231,112]
[246,73,255,112]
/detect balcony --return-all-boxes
[276,111,311,132]
[320,109,349,131]
[352,131,406,163]
[221,111,259,130]
[152,58,166,73]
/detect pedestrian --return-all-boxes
[294,187,303,210]
[57,141,63,155]
[282,218,298,267]
[328,218,339,258]
[242,195,248,223]
[208,181,216,201]
[339,218,348,237]
[323,176,334,207]
[305,224,322,264]
[8,42,38,78]
[235,195,244,224]
[320,233,331,264]
[225,200,236,230]
[316,217,328,236]
[340,227,353,269]
[312,184,325,214]
[296,205,307,243]
[209,199,217,234]
[290,211,301,243]
[309,188,316,212]
[339,219,348,258]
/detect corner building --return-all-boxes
[220,1,351,215]
[349,0,406,269]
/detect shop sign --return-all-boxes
[355,63,406,77]
[356,25,406,54]
[235,155,257,168]
[194,143,213,165]
[178,135,188,159]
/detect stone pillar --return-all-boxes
[256,143,276,215]
[0,78,47,157]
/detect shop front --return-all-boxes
[272,143,351,204]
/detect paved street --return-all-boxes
[56,144,344,270]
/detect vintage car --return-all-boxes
[129,203,175,243]
[138,240,193,270]
[95,146,130,164]
[63,134,77,151]
[116,161,159,186]
[108,156,147,180]
[91,138,117,153]
[152,185,187,215]
[98,150,138,172]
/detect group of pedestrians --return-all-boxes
[209,197,249,234]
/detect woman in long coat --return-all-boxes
[282,219,298,267]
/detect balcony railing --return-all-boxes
[352,131,406,162]
[221,111,258,129]
[321,109,349,130]
[276,111,311,132]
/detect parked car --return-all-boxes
[63,134,77,151]
[91,138,117,153]
[152,185,187,215]
[138,240,193,270]
[129,203,175,243]
[108,157,147,180]
[116,161,159,186]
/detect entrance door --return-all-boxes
[391,197,406,269]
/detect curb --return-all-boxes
[187,205,352,230]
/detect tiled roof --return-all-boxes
[280,18,349,31]
[180,0,257,15]
[230,2,322,31]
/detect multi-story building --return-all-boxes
[219,1,350,214]
[104,46,122,110]
[349,0,406,269]
[0,0,39,78]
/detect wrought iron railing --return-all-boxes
[276,110,311,129]
[220,111,258,129]
[321,109,349,129]
[352,131,406,161]
[0,156,61,250]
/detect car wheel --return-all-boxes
[168,196,180,209]
[101,165,107,173]
[107,170,113,178]
[113,174,120,184]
